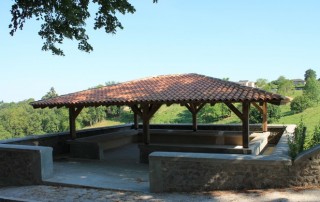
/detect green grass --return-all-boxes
[84,120,123,129]
[277,105,320,133]
[151,104,189,123]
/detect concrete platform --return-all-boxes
[43,144,149,192]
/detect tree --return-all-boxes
[303,77,320,104]
[198,104,231,123]
[0,123,12,140]
[9,0,157,56]
[304,69,317,81]
[249,104,281,124]
[276,77,295,96]
[42,87,58,100]
[255,78,269,89]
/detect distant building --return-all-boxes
[291,79,306,87]
[237,80,255,88]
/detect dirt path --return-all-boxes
[0,185,320,202]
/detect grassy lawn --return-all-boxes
[151,104,189,123]
[277,104,320,132]
[84,120,124,129]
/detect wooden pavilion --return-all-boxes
[31,73,289,151]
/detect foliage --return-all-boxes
[0,99,44,138]
[0,87,120,140]
[303,77,320,104]
[304,69,317,81]
[308,123,320,149]
[198,104,231,123]
[42,87,58,99]
[249,104,281,124]
[0,123,13,139]
[255,78,269,89]
[290,95,313,113]
[288,120,306,159]
[8,0,159,55]
[273,76,295,96]
[78,106,106,127]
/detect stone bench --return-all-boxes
[138,143,251,163]
[68,129,139,160]
[149,129,245,145]
[139,131,270,163]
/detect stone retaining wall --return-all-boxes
[0,124,133,155]
[149,125,320,192]
[0,144,52,186]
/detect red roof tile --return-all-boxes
[31,73,286,108]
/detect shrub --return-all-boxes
[290,95,312,113]
[249,104,281,124]
[288,121,306,159]
[305,123,320,149]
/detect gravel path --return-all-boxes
[0,185,320,202]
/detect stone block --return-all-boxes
[0,144,53,186]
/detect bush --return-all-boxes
[249,104,281,124]
[290,96,312,113]
[288,121,306,159]
[305,123,320,149]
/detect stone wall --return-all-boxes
[149,125,320,192]
[0,144,52,186]
[0,124,133,155]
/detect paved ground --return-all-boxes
[1,143,320,201]
[0,185,320,201]
[46,144,149,192]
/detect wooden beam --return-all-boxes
[69,106,83,139]
[225,103,244,121]
[262,102,268,132]
[137,103,162,144]
[252,102,263,113]
[242,102,250,148]
[251,102,268,132]
[185,103,206,131]
[130,104,142,117]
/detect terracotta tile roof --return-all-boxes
[31,73,287,108]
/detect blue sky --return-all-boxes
[1,1,319,102]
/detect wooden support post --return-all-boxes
[242,102,250,148]
[142,104,150,144]
[133,112,138,130]
[252,102,268,132]
[226,102,250,148]
[262,102,268,132]
[131,103,161,144]
[185,103,205,131]
[69,106,83,139]
[69,107,76,140]
[192,113,197,131]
